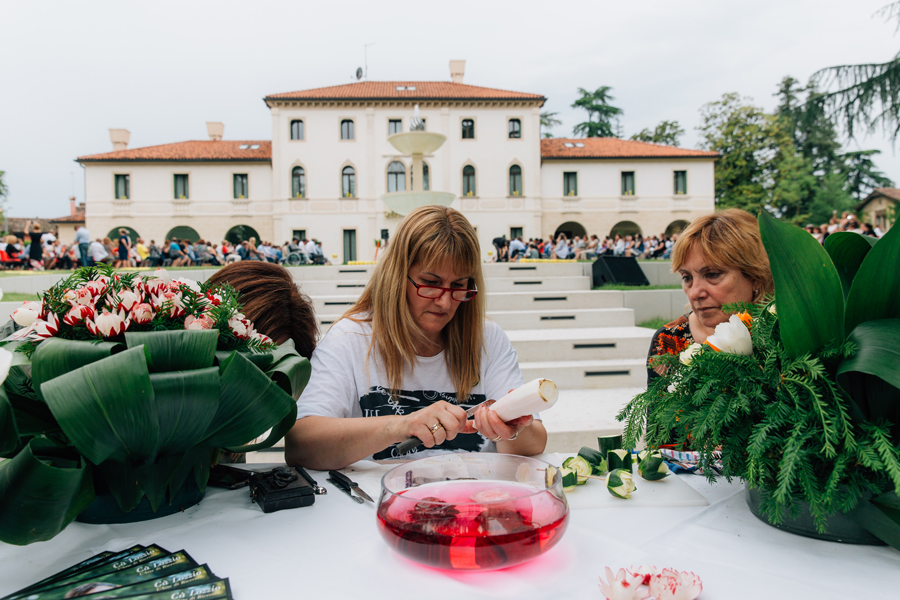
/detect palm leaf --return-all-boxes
[31,339,123,402]
[150,368,220,456]
[837,319,900,430]
[41,346,159,465]
[823,232,877,300]
[125,330,218,373]
[758,211,844,357]
[845,221,900,336]
[0,439,94,545]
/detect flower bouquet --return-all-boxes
[619,212,900,549]
[0,267,310,545]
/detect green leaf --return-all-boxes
[823,232,876,300]
[758,211,845,357]
[845,221,900,335]
[31,338,123,402]
[41,346,160,465]
[846,498,900,551]
[137,455,182,512]
[202,351,296,448]
[150,368,220,456]
[837,319,900,427]
[0,439,94,545]
[96,460,144,513]
[125,330,218,373]
[0,387,18,455]
[166,446,216,500]
[265,353,311,399]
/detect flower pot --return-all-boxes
[744,483,884,545]
[76,475,205,525]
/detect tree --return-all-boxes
[571,86,623,137]
[811,2,900,143]
[808,170,856,225]
[630,120,685,146]
[774,76,842,176]
[0,170,7,228]
[540,111,562,138]
[840,149,894,200]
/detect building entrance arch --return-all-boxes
[107,226,140,242]
[665,219,691,237]
[165,226,201,242]
[224,225,261,244]
[554,221,587,240]
[609,221,642,237]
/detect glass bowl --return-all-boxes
[376,453,569,571]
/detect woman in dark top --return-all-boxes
[646,209,774,385]
[25,221,44,270]
[115,228,131,268]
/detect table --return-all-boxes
[2,456,899,599]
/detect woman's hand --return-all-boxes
[472,399,534,442]
[391,401,473,448]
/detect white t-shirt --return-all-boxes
[89,241,108,261]
[296,316,526,460]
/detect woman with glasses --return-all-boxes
[286,205,547,470]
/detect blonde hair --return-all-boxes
[671,208,774,304]
[344,205,485,402]
[32,223,41,233]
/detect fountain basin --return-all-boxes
[381,191,455,216]
[388,132,447,155]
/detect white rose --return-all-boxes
[679,343,703,366]
[705,314,753,355]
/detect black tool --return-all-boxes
[328,470,374,502]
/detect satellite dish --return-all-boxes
[356,67,363,80]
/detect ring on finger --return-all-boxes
[490,434,502,442]
[508,429,519,441]
[429,422,444,435]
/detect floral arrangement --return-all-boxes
[0,266,310,546]
[598,565,702,600]
[619,212,900,549]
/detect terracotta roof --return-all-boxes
[858,187,900,211]
[50,213,86,224]
[5,218,57,234]
[77,141,272,163]
[265,82,545,103]
[541,138,720,160]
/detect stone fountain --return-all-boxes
[381,105,455,216]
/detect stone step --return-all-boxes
[506,326,653,362]
[488,308,635,330]
[519,357,647,389]
[482,276,591,293]
[482,262,588,277]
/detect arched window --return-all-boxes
[461,119,475,139]
[341,120,355,140]
[224,225,261,245]
[292,166,306,198]
[387,161,406,193]
[509,165,522,196]
[462,165,476,196]
[508,119,521,139]
[290,120,304,140]
[411,162,429,191]
[342,166,356,197]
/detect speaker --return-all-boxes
[592,256,650,286]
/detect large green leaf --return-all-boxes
[150,368,220,456]
[96,460,144,513]
[0,439,94,545]
[31,339,123,402]
[847,497,900,551]
[202,351,296,448]
[125,330,218,373]
[758,211,845,357]
[266,353,311,399]
[136,455,182,512]
[837,319,900,428]
[823,232,877,300]
[0,387,19,455]
[41,347,160,465]
[845,222,900,336]
[166,445,216,500]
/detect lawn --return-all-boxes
[637,317,669,330]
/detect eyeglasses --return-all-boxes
[407,275,478,302]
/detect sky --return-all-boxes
[2,0,900,217]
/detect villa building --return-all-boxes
[77,62,719,262]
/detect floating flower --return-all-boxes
[31,313,60,339]
[63,304,96,326]
[131,303,154,324]
[12,302,43,327]
[87,310,130,338]
[648,569,702,600]
[184,314,214,330]
[704,313,753,355]
[598,566,642,600]
[678,343,702,366]
[607,468,636,499]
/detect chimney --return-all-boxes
[109,129,130,151]
[207,122,224,141]
[69,196,76,216]
[450,60,465,84]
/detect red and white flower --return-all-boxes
[205,292,223,307]
[65,287,94,306]
[184,314,214,330]
[87,310,130,338]
[63,304,96,326]
[131,303,154,324]
[598,567,643,600]
[228,313,254,339]
[83,279,108,297]
[31,313,60,339]
[12,302,43,327]
[151,290,185,318]
[648,569,702,600]
[116,289,142,312]
[171,277,201,294]
[252,331,274,345]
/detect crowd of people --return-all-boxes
[491,232,680,262]
[0,223,332,270]
[805,211,884,244]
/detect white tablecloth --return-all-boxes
[2,457,899,599]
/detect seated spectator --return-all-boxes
[508,236,526,261]
[524,243,540,259]
[90,238,113,265]
[170,238,191,267]
[613,235,626,256]
[584,234,599,259]
[554,234,570,260]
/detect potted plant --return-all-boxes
[0,266,309,545]
[619,213,900,549]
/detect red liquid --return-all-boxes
[377,480,569,571]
